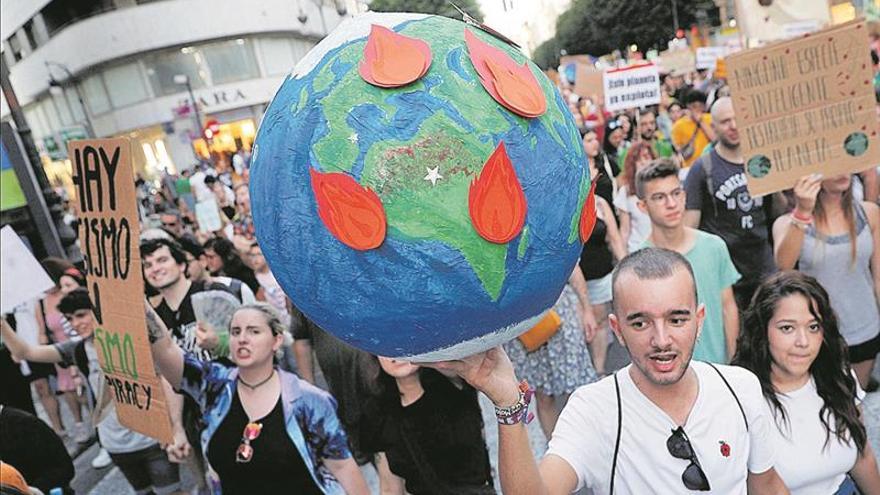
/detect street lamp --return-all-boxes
[45,61,95,138]
[174,74,205,161]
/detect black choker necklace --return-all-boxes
[237,370,275,390]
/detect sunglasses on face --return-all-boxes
[667,426,710,491]
[236,422,263,463]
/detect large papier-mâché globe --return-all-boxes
[251,12,593,359]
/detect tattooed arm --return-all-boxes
[145,301,185,389]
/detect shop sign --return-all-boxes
[174,89,247,117]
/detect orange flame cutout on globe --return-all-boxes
[579,181,598,242]
[359,25,432,87]
[468,142,527,243]
[310,169,387,250]
[464,28,546,118]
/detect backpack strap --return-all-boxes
[610,371,623,495]
[699,153,719,219]
[705,362,748,431]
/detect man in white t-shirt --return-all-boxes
[434,248,789,495]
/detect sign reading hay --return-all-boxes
[603,64,661,112]
[727,20,879,197]
[68,138,173,443]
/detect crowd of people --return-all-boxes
[2,47,880,495]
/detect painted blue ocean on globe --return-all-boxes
[250,12,591,359]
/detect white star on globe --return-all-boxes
[423,166,443,186]
[348,133,359,144]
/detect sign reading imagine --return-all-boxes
[726,20,879,196]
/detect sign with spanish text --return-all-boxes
[603,64,661,112]
[696,47,727,70]
[68,138,174,443]
[726,20,880,197]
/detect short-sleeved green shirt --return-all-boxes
[642,230,740,363]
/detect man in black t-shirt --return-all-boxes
[684,97,779,308]
[141,238,237,361]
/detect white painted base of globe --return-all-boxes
[404,310,550,362]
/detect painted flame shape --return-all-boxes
[310,169,387,250]
[359,25,432,88]
[468,142,527,244]
[579,180,598,243]
[464,28,546,118]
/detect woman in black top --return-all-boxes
[361,357,495,495]
[579,147,626,375]
[583,130,619,210]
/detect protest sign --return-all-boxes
[603,63,661,112]
[736,0,831,44]
[696,47,727,70]
[195,200,223,232]
[68,138,173,443]
[0,226,55,315]
[726,19,880,197]
[658,49,696,75]
[560,55,604,101]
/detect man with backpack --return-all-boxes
[683,97,780,309]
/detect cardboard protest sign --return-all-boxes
[561,55,604,100]
[603,63,661,112]
[68,138,173,443]
[726,20,880,197]
[0,226,55,314]
[696,47,727,70]
[659,49,696,75]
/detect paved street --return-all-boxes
[38,339,879,493]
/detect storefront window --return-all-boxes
[291,38,314,62]
[144,47,208,97]
[51,91,74,126]
[258,37,297,77]
[79,74,111,114]
[65,87,86,123]
[191,118,257,158]
[40,98,62,132]
[203,38,259,85]
[24,104,49,139]
[104,62,150,108]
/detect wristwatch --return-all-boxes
[495,380,534,425]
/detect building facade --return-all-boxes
[1,0,354,191]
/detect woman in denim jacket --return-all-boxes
[148,302,368,494]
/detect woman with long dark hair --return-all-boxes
[203,237,260,295]
[773,173,880,389]
[732,271,880,494]
[360,356,495,495]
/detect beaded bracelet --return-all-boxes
[495,380,534,425]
